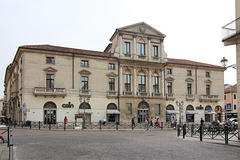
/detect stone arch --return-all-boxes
[166,104,174,110]
[138,101,149,109]
[107,103,117,110]
[79,103,91,109]
[186,105,194,110]
[43,101,57,109]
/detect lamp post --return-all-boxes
[79,96,90,129]
[221,57,228,122]
[176,100,184,126]
[49,106,51,130]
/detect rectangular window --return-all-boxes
[108,63,115,70]
[138,75,146,92]
[152,46,158,57]
[155,104,160,115]
[167,68,172,74]
[187,83,192,94]
[138,43,145,55]
[224,95,226,100]
[46,74,54,89]
[234,94,236,99]
[153,76,159,93]
[81,60,89,67]
[206,85,210,95]
[81,76,88,90]
[126,103,132,115]
[124,74,131,92]
[187,70,192,76]
[109,78,115,91]
[124,42,131,54]
[167,82,172,94]
[46,57,55,64]
[234,105,236,110]
[206,72,210,77]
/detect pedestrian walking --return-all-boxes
[64,116,68,123]
[149,117,153,127]
[144,118,148,131]
[171,117,176,129]
[200,118,204,126]
[131,117,135,127]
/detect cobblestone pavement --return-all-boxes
[12,128,240,160]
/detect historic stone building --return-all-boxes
[4,22,225,125]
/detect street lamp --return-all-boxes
[79,96,90,129]
[176,100,184,126]
[221,57,228,68]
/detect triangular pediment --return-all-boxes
[79,69,91,75]
[118,22,166,38]
[106,72,118,77]
[185,78,194,82]
[204,79,212,84]
[43,67,57,72]
[166,77,174,81]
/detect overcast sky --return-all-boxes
[0,0,237,99]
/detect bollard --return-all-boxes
[64,122,66,131]
[9,127,13,160]
[39,121,41,130]
[7,127,10,147]
[22,121,23,128]
[200,125,203,142]
[183,124,186,139]
[99,120,102,131]
[225,125,228,144]
[116,122,118,130]
[30,121,32,129]
[161,122,163,130]
[177,125,180,137]
[49,122,51,130]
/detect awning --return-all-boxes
[205,111,217,115]
[186,110,198,114]
[106,110,120,114]
[166,110,179,114]
[78,109,93,114]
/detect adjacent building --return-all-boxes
[224,84,238,119]
[3,22,225,125]
[222,0,240,137]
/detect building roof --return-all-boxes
[224,84,237,93]
[19,44,115,58]
[167,58,224,69]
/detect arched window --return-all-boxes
[43,101,57,124]
[137,101,149,123]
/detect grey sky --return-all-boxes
[0,0,236,99]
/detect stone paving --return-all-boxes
[2,128,240,160]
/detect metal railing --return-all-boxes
[222,17,240,41]
[0,125,13,160]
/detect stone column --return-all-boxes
[160,39,164,62]
[133,35,137,60]
[119,66,123,95]
[148,69,152,95]
[119,33,123,58]
[148,37,151,61]
[133,67,137,95]
[161,69,165,97]
[236,43,240,138]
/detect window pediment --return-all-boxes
[204,79,212,84]
[106,72,118,77]
[185,78,194,82]
[166,77,174,81]
[79,69,91,75]
[43,67,57,72]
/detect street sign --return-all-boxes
[226,103,232,110]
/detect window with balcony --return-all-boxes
[152,46,158,57]
[124,74,131,92]
[109,78,115,91]
[167,68,172,74]
[187,83,192,94]
[124,42,131,54]
[138,75,146,92]
[126,103,132,115]
[187,70,192,76]
[46,74,54,89]
[108,63,115,70]
[206,84,210,95]
[167,82,172,94]
[138,43,145,55]
[46,57,55,64]
[81,60,89,67]
[153,76,159,93]
[81,76,88,90]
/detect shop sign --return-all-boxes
[62,102,74,108]
[196,105,204,110]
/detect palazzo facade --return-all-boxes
[3,22,225,124]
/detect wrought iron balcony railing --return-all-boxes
[33,87,66,97]
[222,17,240,41]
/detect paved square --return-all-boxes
[12,129,240,160]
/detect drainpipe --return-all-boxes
[117,59,120,123]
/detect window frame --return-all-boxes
[138,75,146,92]
[152,45,158,57]
[81,60,89,67]
[81,76,89,90]
[167,82,172,94]
[187,70,192,76]
[138,43,145,55]
[124,42,131,54]
[206,84,210,95]
[46,57,55,64]
[126,103,132,115]
[167,68,172,74]
[206,72,210,78]
[124,74,131,92]
[46,74,55,89]
[153,76,159,93]
[187,83,192,95]
[108,63,115,70]
[109,78,115,91]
